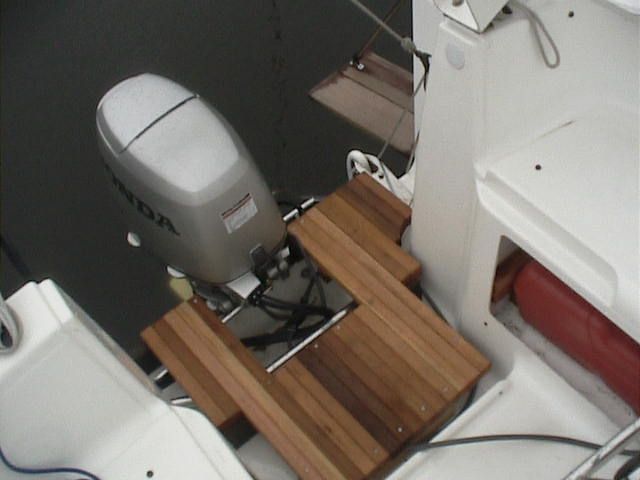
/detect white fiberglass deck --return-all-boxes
[389,363,630,480]
[403,1,639,478]
[0,280,250,480]
[484,105,639,341]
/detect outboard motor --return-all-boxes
[96,74,286,311]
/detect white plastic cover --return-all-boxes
[96,73,195,153]
[606,0,640,14]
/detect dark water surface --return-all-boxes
[1,1,411,359]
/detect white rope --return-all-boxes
[377,70,426,161]
[345,0,430,67]
[346,0,408,48]
[346,151,366,180]
[513,0,561,69]
[376,69,427,193]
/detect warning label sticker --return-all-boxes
[221,193,258,234]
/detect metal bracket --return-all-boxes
[434,0,510,33]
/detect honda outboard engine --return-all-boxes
[97,74,286,309]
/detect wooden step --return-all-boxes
[288,209,490,375]
[310,52,414,155]
[142,176,490,479]
[146,298,486,479]
[331,173,412,244]
[141,301,242,430]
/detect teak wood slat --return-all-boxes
[316,192,419,287]
[319,330,422,428]
[142,175,490,479]
[309,52,415,156]
[276,357,389,463]
[141,313,241,429]
[169,301,359,479]
[335,174,411,244]
[351,306,456,400]
[274,366,379,475]
[336,315,446,419]
[341,52,414,113]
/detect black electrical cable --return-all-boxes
[247,285,334,349]
[459,384,477,414]
[285,276,317,343]
[241,318,329,348]
[252,296,332,319]
[0,444,101,480]
[244,234,333,350]
[297,237,327,309]
[276,199,300,209]
[255,303,292,321]
[614,451,640,479]
[0,234,33,279]
[291,270,316,310]
[409,433,640,457]
[259,296,329,314]
[258,295,334,318]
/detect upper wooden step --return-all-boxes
[142,302,242,429]
[330,173,412,244]
[310,52,415,155]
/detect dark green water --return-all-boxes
[1,0,411,359]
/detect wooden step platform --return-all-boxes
[310,52,415,155]
[143,175,490,479]
[328,173,412,245]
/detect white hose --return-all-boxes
[346,150,372,180]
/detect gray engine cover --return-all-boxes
[96,74,285,284]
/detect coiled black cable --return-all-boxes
[256,294,334,318]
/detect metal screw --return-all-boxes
[397,426,404,433]
[314,343,319,349]
[420,404,427,412]
[349,60,366,71]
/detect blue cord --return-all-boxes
[0,444,101,480]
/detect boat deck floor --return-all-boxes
[143,174,490,479]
